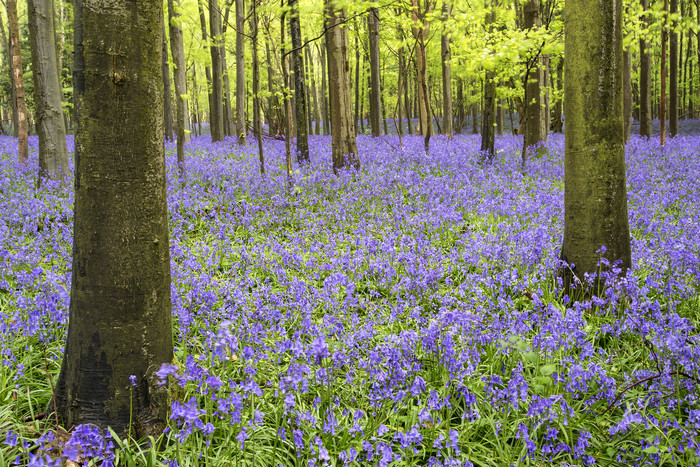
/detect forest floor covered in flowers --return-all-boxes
[0,132,699,466]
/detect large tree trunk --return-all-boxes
[290,0,309,162]
[368,7,382,136]
[412,0,433,151]
[623,46,632,142]
[7,0,28,163]
[441,0,452,135]
[196,0,213,127]
[54,0,173,437]
[522,0,542,164]
[561,0,631,285]
[168,0,189,165]
[235,0,246,142]
[669,0,678,137]
[326,0,358,173]
[209,0,224,142]
[28,0,69,186]
[639,0,652,137]
[162,20,173,141]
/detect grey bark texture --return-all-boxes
[168,0,190,165]
[7,0,28,163]
[412,0,433,151]
[325,0,359,173]
[54,0,173,437]
[28,0,69,186]
[368,7,382,136]
[209,0,224,142]
[639,0,652,137]
[623,46,632,142]
[236,0,246,142]
[441,0,452,135]
[290,0,309,162]
[670,0,678,137]
[252,0,263,174]
[561,0,632,284]
[197,0,213,127]
[162,20,173,141]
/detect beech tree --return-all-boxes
[290,0,309,162]
[210,0,225,142]
[168,0,189,165]
[639,0,652,138]
[368,6,382,136]
[6,0,28,164]
[236,0,246,143]
[441,0,452,136]
[561,0,631,284]
[54,0,173,436]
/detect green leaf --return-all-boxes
[539,364,556,376]
[643,446,659,454]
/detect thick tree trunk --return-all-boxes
[561,0,631,284]
[669,0,678,137]
[162,21,173,141]
[7,0,28,163]
[290,0,309,162]
[196,0,213,127]
[623,46,632,142]
[236,0,246,142]
[368,7,382,136]
[54,0,173,437]
[209,0,224,142]
[412,0,433,151]
[28,0,69,186]
[326,0,359,173]
[639,0,652,137]
[522,0,542,164]
[441,0,452,135]
[168,0,189,165]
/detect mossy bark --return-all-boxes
[561,0,632,283]
[54,0,173,438]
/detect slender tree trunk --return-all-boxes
[319,43,330,135]
[561,0,631,284]
[0,14,17,137]
[326,0,359,173]
[552,57,563,132]
[412,0,433,151]
[441,0,453,135]
[472,85,479,134]
[368,7,382,136]
[522,0,542,164]
[236,0,246,142]
[404,52,413,135]
[397,38,405,136]
[481,73,496,160]
[456,77,464,133]
[209,0,224,142]
[221,5,234,138]
[306,47,321,135]
[168,0,189,165]
[623,46,632,141]
[660,0,668,145]
[28,0,69,185]
[290,0,309,162]
[251,0,263,174]
[281,7,293,182]
[354,28,360,133]
[54,0,173,437]
[7,0,28,163]
[639,0,652,137]
[669,0,678,137]
[266,40,281,136]
[197,0,213,127]
[162,21,173,141]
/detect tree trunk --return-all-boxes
[209,0,224,142]
[168,0,189,165]
[623,46,632,142]
[197,0,213,127]
[28,0,69,186]
[441,0,452,135]
[54,0,173,437]
[669,0,678,137]
[251,0,263,174]
[306,47,321,135]
[456,77,464,133]
[561,0,631,285]
[661,0,668,145]
[552,57,563,133]
[412,0,433,151]
[236,0,246,142]
[354,27,360,134]
[7,0,28,163]
[289,0,309,162]
[481,72,496,160]
[326,0,358,173]
[522,0,542,164]
[162,20,173,141]
[319,42,330,135]
[368,7,382,136]
[639,0,652,137]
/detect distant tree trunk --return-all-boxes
[368,7,382,136]
[412,0,433,151]
[669,0,678,137]
[281,5,293,180]
[639,0,652,137]
[397,38,405,136]
[456,77,464,132]
[221,5,234,138]
[623,46,632,141]
[551,57,563,133]
[168,0,189,165]
[0,14,18,137]
[306,47,321,135]
[326,0,359,173]
[196,0,213,127]
[289,0,309,162]
[209,0,224,142]
[660,0,668,145]
[441,0,452,135]
[404,51,413,135]
[481,5,496,161]
[54,0,173,437]
[522,0,542,164]
[354,27,360,133]
[561,0,631,285]
[471,86,479,134]
[7,0,28,163]
[28,0,69,185]
[236,0,246,142]
[251,0,263,174]
[319,43,330,135]
[162,21,173,141]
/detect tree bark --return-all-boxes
[412,0,433,151]
[669,0,678,137]
[326,0,359,173]
[368,7,382,136]
[162,20,173,141]
[251,0,263,174]
[209,0,224,142]
[168,0,189,165]
[660,0,668,145]
[54,0,173,437]
[7,0,28,163]
[639,0,652,137]
[561,0,631,285]
[28,0,69,185]
[441,0,452,135]
[522,0,543,164]
[319,42,330,135]
[551,57,563,133]
[623,46,632,142]
[289,0,309,162]
[306,46,322,135]
[196,0,213,128]
[236,0,246,142]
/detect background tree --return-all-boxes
[639,0,652,138]
[368,6,382,136]
[236,0,246,143]
[441,0,452,135]
[522,0,543,164]
[54,0,173,436]
[168,0,189,165]
[6,0,27,163]
[28,0,69,186]
[561,0,631,283]
[210,0,224,142]
[290,0,309,161]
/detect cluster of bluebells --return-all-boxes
[0,129,699,465]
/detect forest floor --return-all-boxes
[0,132,698,466]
